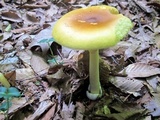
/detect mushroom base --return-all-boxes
[86,85,102,100]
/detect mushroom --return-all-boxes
[52,5,133,100]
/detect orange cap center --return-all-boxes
[65,7,118,31]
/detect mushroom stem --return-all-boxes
[86,50,102,100]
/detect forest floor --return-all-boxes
[0,0,160,120]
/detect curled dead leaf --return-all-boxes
[29,27,52,55]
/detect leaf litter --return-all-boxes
[0,0,160,119]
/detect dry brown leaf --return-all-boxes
[30,54,49,76]
[23,82,39,101]
[148,0,160,10]
[144,93,160,117]
[39,88,55,102]
[124,43,138,60]
[14,0,28,5]
[8,97,27,115]
[35,9,46,25]
[17,50,32,66]
[26,11,40,23]
[38,89,57,119]
[20,3,50,9]
[120,63,160,78]
[46,68,78,95]
[45,4,59,22]
[41,103,57,120]
[15,34,32,50]
[1,11,22,22]
[0,0,6,7]
[109,76,144,96]
[3,41,14,51]
[46,67,68,85]
[146,76,159,92]
[16,67,36,81]
[0,54,19,72]
[11,25,40,34]
[27,100,53,120]
[134,0,153,13]
[75,102,85,120]
[137,91,152,105]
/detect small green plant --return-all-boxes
[0,86,21,111]
[38,37,59,64]
[0,73,21,120]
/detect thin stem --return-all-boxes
[6,98,9,120]
[89,50,101,94]
[47,42,58,64]
[5,88,9,120]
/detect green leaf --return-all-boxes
[0,87,20,99]
[38,38,54,43]
[95,105,111,115]
[0,87,7,98]
[0,101,12,111]
[7,87,21,97]
[48,58,58,64]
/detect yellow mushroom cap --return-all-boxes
[52,5,133,50]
